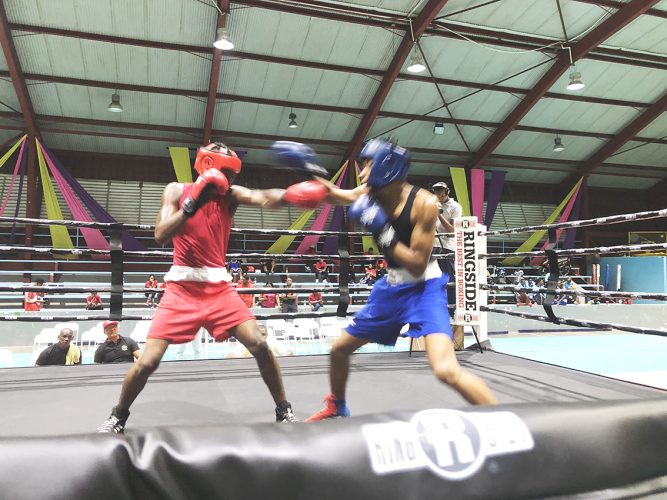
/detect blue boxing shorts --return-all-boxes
[345,273,452,346]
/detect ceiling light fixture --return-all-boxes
[213,28,234,50]
[564,45,584,91]
[433,122,445,135]
[407,53,426,73]
[288,111,298,129]
[566,70,585,91]
[107,92,123,113]
[406,19,426,73]
[553,136,565,152]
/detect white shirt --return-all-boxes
[434,198,462,252]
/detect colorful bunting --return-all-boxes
[503,178,583,266]
[449,167,470,216]
[169,147,193,183]
[471,168,485,222]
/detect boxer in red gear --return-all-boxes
[98,142,328,433]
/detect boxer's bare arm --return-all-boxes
[155,183,187,246]
[230,185,287,208]
[314,177,367,206]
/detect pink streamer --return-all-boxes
[471,168,485,222]
[529,182,582,265]
[40,143,110,251]
[0,141,26,216]
[295,164,348,254]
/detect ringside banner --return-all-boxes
[455,217,480,325]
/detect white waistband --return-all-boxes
[164,266,233,283]
[386,259,442,285]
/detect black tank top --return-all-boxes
[386,186,420,268]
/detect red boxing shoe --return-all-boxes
[305,393,350,422]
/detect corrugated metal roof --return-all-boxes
[605,14,667,54]
[0,0,663,191]
[588,173,659,189]
[212,100,360,142]
[219,59,376,108]
[495,129,603,162]
[521,99,642,136]
[6,0,215,46]
[606,141,667,167]
[441,0,605,40]
[634,110,667,138]
[548,58,667,104]
[422,36,552,88]
[0,79,21,114]
[27,82,206,129]
[231,7,398,71]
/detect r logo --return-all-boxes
[413,410,484,480]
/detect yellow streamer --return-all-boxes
[450,167,471,216]
[169,147,193,183]
[36,139,75,256]
[502,178,583,266]
[266,162,348,254]
[0,134,27,171]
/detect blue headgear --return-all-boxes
[360,139,410,189]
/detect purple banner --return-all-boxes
[40,143,110,251]
[471,168,485,222]
[10,145,26,243]
[41,144,145,251]
[484,170,506,229]
[563,186,583,249]
[322,205,345,255]
[295,165,347,254]
[0,140,25,216]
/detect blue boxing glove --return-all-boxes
[348,195,399,252]
[271,141,328,178]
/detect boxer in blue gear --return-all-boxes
[360,139,410,190]
[291,139,499,421]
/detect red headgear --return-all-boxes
[194,142,242,176]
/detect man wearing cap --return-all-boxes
[431,181,461,309]
[94,321,141,364]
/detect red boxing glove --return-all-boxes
[284,181,328,209]
[182,169,230,216]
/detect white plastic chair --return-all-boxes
[293,318,318,340]
[0,349,13,368]
[318,316,340,328]
[129,321,152,345]
[31,327,58,364]
[318,324,342,341]
[79,322,105,345]
[266,319,290,341]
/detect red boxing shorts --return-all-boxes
[148,281,254,344]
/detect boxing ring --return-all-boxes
[1,210,667,499]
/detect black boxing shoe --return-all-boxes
[275,401,298,423]
[97,406,130,434]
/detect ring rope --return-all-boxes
[0,285,379,294]
[483,284,667,301]
[0,311,349,322]
[3,209,665,240]
[0,216,370,237]
[482,242,667,260]
[0,245,387,261]
[481,208,667,237]
[482,306,667,337]
[6,242,664,262]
